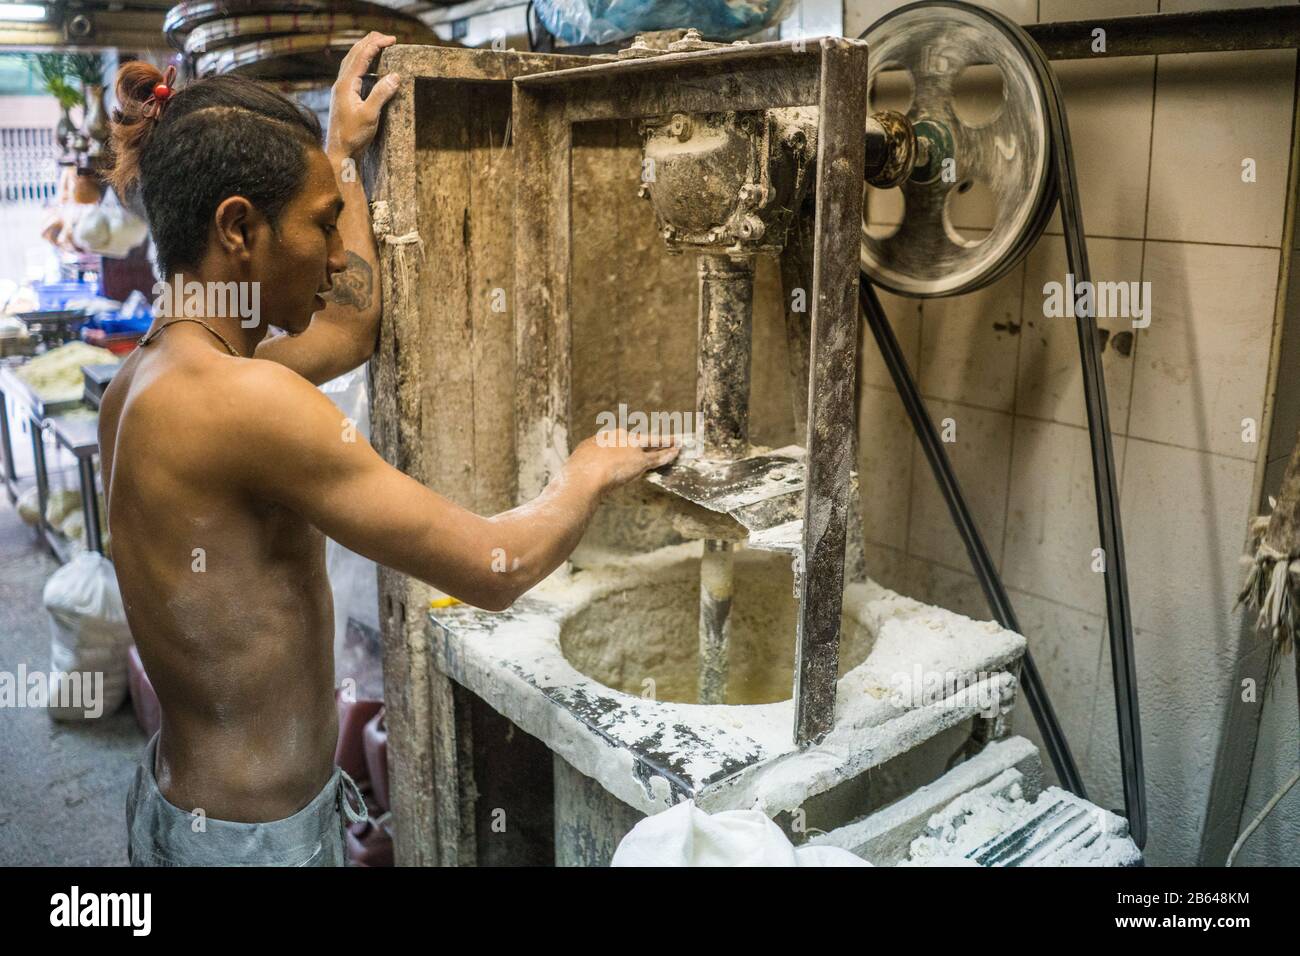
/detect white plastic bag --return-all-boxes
[611,799,870,867]
[43,552,133,721]
[16,486,40,526]
[44,488,81,528]
[72,189,149,259]
[320,367,382,700]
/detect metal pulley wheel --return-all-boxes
[855,1,1147,848]
[859,1,1057,298]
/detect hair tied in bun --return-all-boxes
[142,65,178,120]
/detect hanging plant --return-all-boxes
[67,53,105,91]
[29,53,84,112]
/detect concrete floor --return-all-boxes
[0,492,144,866]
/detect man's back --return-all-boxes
[101,331,338,822]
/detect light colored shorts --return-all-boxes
[125,732,369,867]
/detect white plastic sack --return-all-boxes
[16,486,40,526]
[320,366,382,700]
[59,509,84,545]
[72,189,149,259]
[44,488,81,528]
[43,552,133,721]
[611,799,871,867]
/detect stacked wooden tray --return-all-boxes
[164,0,449,84]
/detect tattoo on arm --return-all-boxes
[326,251,374,310]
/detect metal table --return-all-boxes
[46,413,104,557]
[0,365,102,562]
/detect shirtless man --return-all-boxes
[102,34,676,866]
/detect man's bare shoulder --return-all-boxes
[113,350,300,424]
[109,350,345,483]
[200,355,352,467]
[223,353,336,418]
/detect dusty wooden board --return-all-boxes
[367,45,585,867]
[779,194,816,439]
[513,80,572,502]
[380,44,588,83]
[516,42,824,124]
[793,39,870,745]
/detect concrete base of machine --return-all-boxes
[546,734,1142,867]
[810,734,1044,864]
[426,541,1030,864]
[808,735,1142,867]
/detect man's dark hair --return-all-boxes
[109,64,323,277]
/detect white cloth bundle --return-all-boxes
[611,799,870,867]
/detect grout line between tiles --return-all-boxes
[1125,36,1160,449]
[865,383,1268,463]
[997,265,1030,576]
[866,538,1115,625]
[1080,613,1109,774]
[1037,236,1283,254]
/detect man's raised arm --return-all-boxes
[227,361,678,610]
[256,32,402,385]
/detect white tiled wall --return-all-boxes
[846,0,1300,865]
[1017,235,1141,430]
[1146,50,1294,246]
[1129,242,1279,460]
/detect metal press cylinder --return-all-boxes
[695,253,755,704]
[696,254,755,460]
[698,539,735,705]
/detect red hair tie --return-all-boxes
[142,65,177,120]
